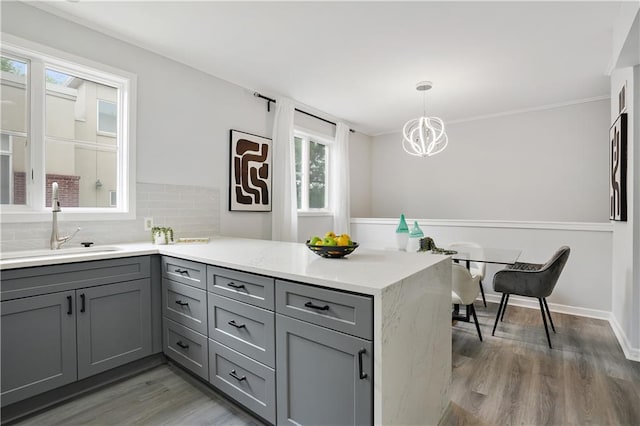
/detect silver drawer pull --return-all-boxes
[175,300,189,306]
[176,341,189,350]
[228,320,246,329]
[305,301,330,311]
[174,268,190,275]
[229,369,246,382]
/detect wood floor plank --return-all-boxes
[442,302,640,426]
[15,364,263,426]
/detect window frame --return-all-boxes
[294,127,332,216]
[0,33,137,223]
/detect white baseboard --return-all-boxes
[481,294,611,320]
[480,294,640,362]
[608,314,640,362]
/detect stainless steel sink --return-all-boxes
[0,246,122,261]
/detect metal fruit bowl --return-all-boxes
[305,241,359,258]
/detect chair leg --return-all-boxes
[538,298,553,349]
[501,294,510,321]
[492,293,506,336]
[470,303,483,341]
[479,280,487,307]
[543,298,556,333]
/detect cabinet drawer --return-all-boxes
[275,280,373,340]
[208,294,274,368]
[209,340,275,424]
[163,318,208,380]
[1,257,151,301]
[207,266,274,310]
[161,257,206,290]
[162,279,207,335]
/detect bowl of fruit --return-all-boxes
[306,232,359,259]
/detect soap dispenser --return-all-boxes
[408,221,424,252]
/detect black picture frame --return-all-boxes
[229,129,272,212]
[610,113,627,221]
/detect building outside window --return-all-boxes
[294,130,331,213]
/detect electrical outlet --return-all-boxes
[144,217,153,231]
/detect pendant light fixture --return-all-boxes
[402,81,448,157]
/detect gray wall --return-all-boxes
[369,99,610,222]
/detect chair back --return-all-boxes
[536,246,571,297]
[449,241,486,277]
[452,263,480,305]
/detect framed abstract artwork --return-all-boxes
[609,113,627,221]
[229,129,272,212]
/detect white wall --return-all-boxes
[1,2,372,243]
[608,5,640,362]
[370,99,610,222]
[610,66,636,358]
[351,218,613,317]
[348,131,372,217]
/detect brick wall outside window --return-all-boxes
[13,171,26,205]
[46,174,80,207]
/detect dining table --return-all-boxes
[445,245,522,319]
[446,246,523,269]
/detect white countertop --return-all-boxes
[0,237,450,295]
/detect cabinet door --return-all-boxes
[77,279,152,379]
[1,291,77,407]
[276,314,373,426]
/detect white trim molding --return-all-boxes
[608,314,640,362]
[351,218,613,233]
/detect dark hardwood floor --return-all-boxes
[442,301,640,426]
[14,302,639,426]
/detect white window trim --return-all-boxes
[0,33,137,223]
[294,127,332,214]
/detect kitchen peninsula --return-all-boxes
[1,237,452,425]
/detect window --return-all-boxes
[0,35,136,221]
[97,99,117,135]
[294,130,331,212]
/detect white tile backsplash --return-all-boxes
[1,182,220,252]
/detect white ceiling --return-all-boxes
[38,1,621,135]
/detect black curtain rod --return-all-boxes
[253,92,355,133]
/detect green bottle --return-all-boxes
[395,214,409,251]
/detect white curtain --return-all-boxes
[332,122,351,235]
[271,97,298,242]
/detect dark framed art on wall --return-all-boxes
[609,113,627,221]
[229,129,272,212]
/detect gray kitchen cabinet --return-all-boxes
[276,314,373,426]
[77,279,152,379]
[1,257,154,409]
[1,291,78,407]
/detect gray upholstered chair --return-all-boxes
[491,246,570,348]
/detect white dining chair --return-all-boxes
[452,263,483,341]
[449,241,487,307]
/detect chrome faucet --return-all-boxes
[50,182,81,250]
